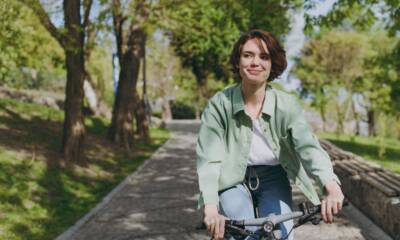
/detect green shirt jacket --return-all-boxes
[196,83,340,209]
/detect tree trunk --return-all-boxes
[83,70,111,119]
[162,97,172,121]
[62,0,85,163]
[83,79,97,114]
[352,97,360,136]
[135,92,149,141]
[135,33,149,140]
[335,102,344,134]
[319,103,327,132]
[109,28,144,150]
[367,109,376,136]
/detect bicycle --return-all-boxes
[200,200,348,240]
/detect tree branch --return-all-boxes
[20,0,66,48]
[83,0,93,29]
[112,0,125,64]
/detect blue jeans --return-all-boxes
[219,165,293,240]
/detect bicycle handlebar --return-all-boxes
[226,211,304,226]
[202,200,348,239]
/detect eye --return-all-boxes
[260,54,270,60]
[242,53,252,58]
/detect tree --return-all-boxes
[305,0,400,137]
[82,1,111,119]
[0,1,64,88]
[295,31,368,134]
[20,0,93,163]
[166,0,240,97]
[164,0,300,112]
[306,0,400,109]
[355,32,398,136]
[146,32,177,123]
[108,0,150,149]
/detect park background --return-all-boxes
[0,0,399,239]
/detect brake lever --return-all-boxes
[225,224,252,236]
[311,217,321,225]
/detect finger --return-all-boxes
[326,200,333,223]
[206,219,214,235]
[338,198,343,211]
[321,200,327,222]
[219,217,225,239]
[204,219,211,233]
[332,200,338,215]
[214,218,220,239]
[210,219,216,237]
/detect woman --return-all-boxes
[196,29,344,240]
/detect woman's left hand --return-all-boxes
[321,180,344,223]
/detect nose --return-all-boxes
[250,56,261,66]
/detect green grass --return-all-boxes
[0,98,170,240]
[319,132,400,174]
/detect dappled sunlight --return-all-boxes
[67,122,204,239]
[121,222,149,231]
[155,176,175,181]
[0,99,170,239]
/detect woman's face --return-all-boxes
[239,38,272,85]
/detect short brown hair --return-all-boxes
[230,29,287,82]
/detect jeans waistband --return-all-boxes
[245,164,286,191]
[245,164,284,178]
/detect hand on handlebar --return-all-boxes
[321,180,344,223]
[203,204,227,240]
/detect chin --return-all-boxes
[243,77,266,85]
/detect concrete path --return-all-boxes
[57,120,392,240]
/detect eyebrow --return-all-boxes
[242,51,270,56]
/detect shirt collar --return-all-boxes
[232,83,275,117]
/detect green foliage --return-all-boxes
[0,1,65,90]
[165,0,240,84]
[145,32,179,101]
[295,30,399,134]
[294,31,369,130]
[305,0,399,35]
[0,98,170,239]
[170,101,196,119]
[304,0,400,116]
[358,31,398,114]
[160,0,301,112]
[86,41,114,105]
[305,0,378,34]
[165,0,299,83]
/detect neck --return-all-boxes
[241,81,267,120]
[241,81,267,107]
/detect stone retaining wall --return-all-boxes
[320,139,400,240]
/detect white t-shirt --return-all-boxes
[247,119,279,166]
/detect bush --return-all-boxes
[171,101,196,119]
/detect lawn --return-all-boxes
[0,98,170,240]
[319,132,400,174]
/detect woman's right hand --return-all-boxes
[203,204,226,240]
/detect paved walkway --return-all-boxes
[57,120,392,240]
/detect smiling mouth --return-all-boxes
[247,70,262,75]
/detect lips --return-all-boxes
[247,69,262,75]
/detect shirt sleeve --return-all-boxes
[287,96,341,192]
[196,96,226,206]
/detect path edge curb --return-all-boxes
[55,137,173,240]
